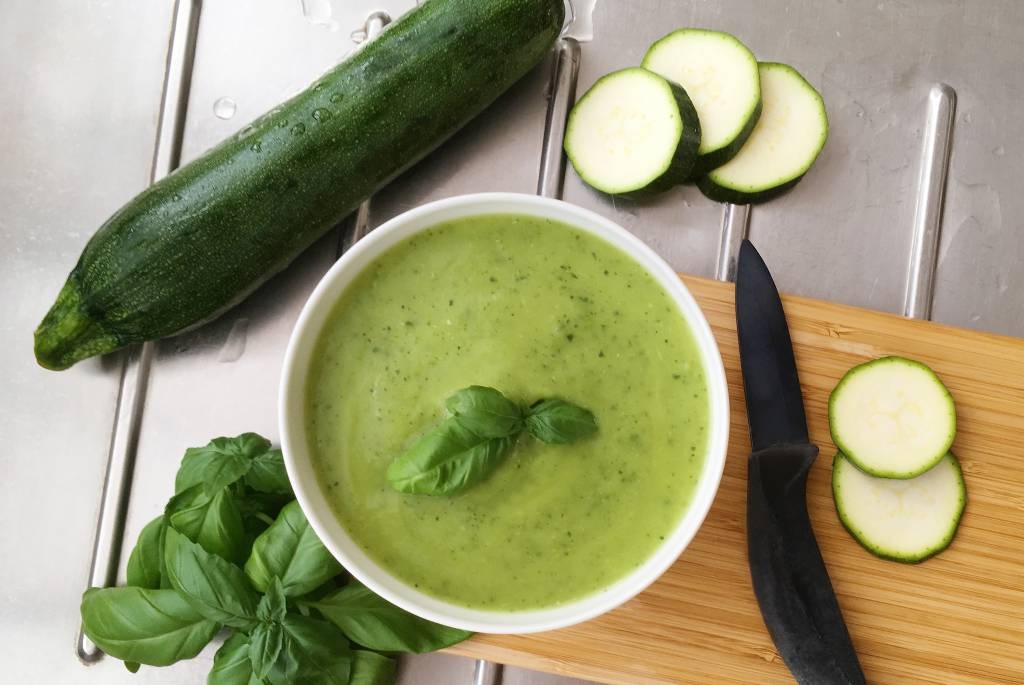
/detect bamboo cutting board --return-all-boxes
[449,275,1024,684]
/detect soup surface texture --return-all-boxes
[306,214,709,610]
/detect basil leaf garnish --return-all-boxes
[387,387,597,496]
[525,399,598,444]
[445,385,523,438]
[386,419,517,496]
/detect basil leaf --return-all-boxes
[175,433,271,495]
[239,491,291,518]
[208,633,255,685]
[525,399,598,444]
[296,575,343,603]
[244,449,293,495]
[306,582,472,653]
[245,501,342,597]
[261,615,351,685]
[386,419,517,496]
[166,485,248,564]
[126,516,168,589]
[80,586,219,666]
[124,661,140,674]
[236,490,292,543]
[350,650,397,685]
[445,386,523,438]
[258,577,288,623]
[249,621,284,681]
[164,527,260,631]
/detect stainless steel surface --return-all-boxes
[0,1,178,682]
[5,1,1024,684]
[76,0,203,662]
[904,83,957,319]
[716,204,751,282]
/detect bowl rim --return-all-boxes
[279,192,729,634]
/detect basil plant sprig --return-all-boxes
[387,386,598,496]
[80,433,471,684]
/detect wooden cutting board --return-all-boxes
[448,275,1024,684]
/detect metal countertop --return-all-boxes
[2,1,1021,683]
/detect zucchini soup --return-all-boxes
[305,213,709,610]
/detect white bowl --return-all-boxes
[280,192,729,634]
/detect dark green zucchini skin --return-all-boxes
[689,97,761,180]
[35,0,565,370]
[696,173,802,205]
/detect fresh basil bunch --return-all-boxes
[387,386,598,496]
[81,433,471,684]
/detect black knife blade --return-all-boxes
[735,240,808,451]
[736,239,866,685]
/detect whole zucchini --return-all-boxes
[34,0,565,370]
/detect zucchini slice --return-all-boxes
[642,28,761,177]
[832,452,966,563]
[698,62,827,204]
[564,67,701,197]
[829,356,956,479]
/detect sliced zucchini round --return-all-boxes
[832,451,966,563]
[698,62,827,204]
[564,67,701,197]
[829,356,956,479]
[642,28,761,177]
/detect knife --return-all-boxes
[736,240,867,685]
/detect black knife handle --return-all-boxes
[747,444,867,685]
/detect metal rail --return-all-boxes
[904,83,957,320]
[76,0,203,662]
[715,204,751,282]
[537,38,581,198]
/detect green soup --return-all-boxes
[306,214,709,611]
